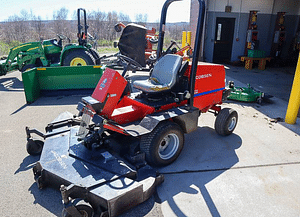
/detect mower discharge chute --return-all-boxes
[25,0,238,216]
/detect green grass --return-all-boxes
[0,41,21,56]
[96,46,119,54]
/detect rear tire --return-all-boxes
[215,108,238,136]
[62,49,95,66]
[89,48,101,65]
[140,121,184,167]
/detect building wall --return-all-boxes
[191,0,300,63]
[207,0,300,15]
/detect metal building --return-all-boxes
[190,0,300,64]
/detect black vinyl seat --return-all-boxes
[133,54,183,93]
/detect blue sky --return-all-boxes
[0,0,190,23]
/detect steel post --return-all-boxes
[285,52,300,124]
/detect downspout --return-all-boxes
[266,0,276,53]
[200,0,208,61]
[236,0,242,40]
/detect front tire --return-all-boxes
[215,108,238,136]
[140,121,184,167]
[26,138,44,156]
[62,200,94,217]
[20,64,36,72]
[62,49,95,66]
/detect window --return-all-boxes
[217,23,222,40]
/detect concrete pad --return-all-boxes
[0,71,81,216]
[1,66,300,217]
[157,71,300,217]
[158,164,300,217]
[158,102,300,174]
[0,70,162,217]
[226,74,300,135]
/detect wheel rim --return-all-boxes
[70,57,87,66]
[79,210,89,217]
[228,116,237,131]
[158,133,179,160]
[23,67,33,72]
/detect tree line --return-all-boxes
[0,7,189,55]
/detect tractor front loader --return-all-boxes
[0,35,66,76]
[25,0,238,216]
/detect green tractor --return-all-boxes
[0,8,99,76]
[60,8,100,67]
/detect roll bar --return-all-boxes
[156,0,206,106]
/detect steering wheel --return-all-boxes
[87,32,95,40]
[118,54,143,76]
[149,36,158,44]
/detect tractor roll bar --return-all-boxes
[189,0,205,106]
[77,8,88,46]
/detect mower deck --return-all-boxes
[33,112,163,217]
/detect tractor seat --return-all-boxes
[133,54,183,93]
[49,39,62,48]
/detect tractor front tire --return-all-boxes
[215,108,238,136]
[62,49,95,66]
[21,64,36,72]
[140,121,184,167]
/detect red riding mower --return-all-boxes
[25,0,237,216]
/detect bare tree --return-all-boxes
[106,11,119,41]
[0,6,188,57]
[4,10,32,43]
[119,12,131,23]
[52,7,71,37]
[87,10,107,40]
[135,13,148,26]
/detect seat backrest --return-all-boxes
[151,54,183,88]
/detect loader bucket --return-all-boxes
[21,65,104,103]
[0,61,6,76]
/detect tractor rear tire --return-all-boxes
[89,48,101,65]
[140,121,184,167]
[62,49,95,66]
[215,108,238,136]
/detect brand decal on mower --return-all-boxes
[196,73,212,80]
[51,150,67,169]
[99,78,107,90]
